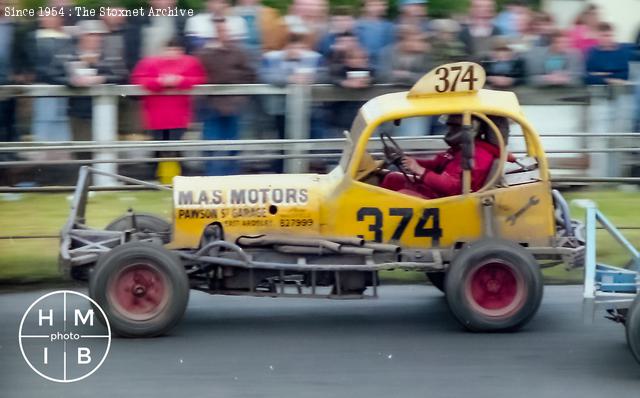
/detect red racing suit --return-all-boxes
[381,139,502,199]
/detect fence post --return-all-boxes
[284,84,310,173]
[92,91,118,186]
[586,85,607,179]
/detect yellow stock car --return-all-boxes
[60,63,584,337]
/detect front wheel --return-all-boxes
[626,295,640,364]
[89,241,189,337]
[445,239,543,332]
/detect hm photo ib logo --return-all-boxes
[18,290,111,383]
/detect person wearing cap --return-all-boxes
[398,0,430,34]
[380,115,502,199]
[54,19,127,143]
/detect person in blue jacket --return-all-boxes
[585,22,632,85]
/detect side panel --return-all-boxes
[170,175,322,248]
[320,180,555,249]
[491,181,556,246]
[321,181,483,249]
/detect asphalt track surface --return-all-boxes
[1,285,638,398]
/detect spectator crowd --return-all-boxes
[0,0,639,176]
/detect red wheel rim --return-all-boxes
[465,259,526,318]
[107,262,170,321]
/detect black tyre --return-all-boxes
[106,213,171,243]
[445,238,543,332]
[626,295,640,364]
[426,272,446,293]
[89,241,189,337]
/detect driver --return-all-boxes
[380,115,506,199]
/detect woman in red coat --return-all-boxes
[131,37,206,182]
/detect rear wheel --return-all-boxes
[626,295,640,364]
[89,241,189,337]
[426,272,446,293]
[445,239,543,332]
[106,213,171,243]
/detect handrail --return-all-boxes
[1,132,638,153]
[0,82,637,184]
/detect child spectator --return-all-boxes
[527,31,583,87]
[481,38,525,90]
[568,4,600,56]
[355,0,395,74]
[131,38,206,183]
[585,22,632,85]
[198,17,257,176]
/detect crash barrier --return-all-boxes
[0,83,637,186]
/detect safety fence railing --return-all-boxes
[0,83,638,186]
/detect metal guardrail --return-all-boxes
[0,83,638,185]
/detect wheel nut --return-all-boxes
[133,285,145,297]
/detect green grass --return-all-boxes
[1,188,639,285]
[0,191,172,284]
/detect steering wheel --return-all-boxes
[380,133,417,183]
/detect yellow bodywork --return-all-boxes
[169,63,556,250]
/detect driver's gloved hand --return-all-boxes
[401,156,426,177]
